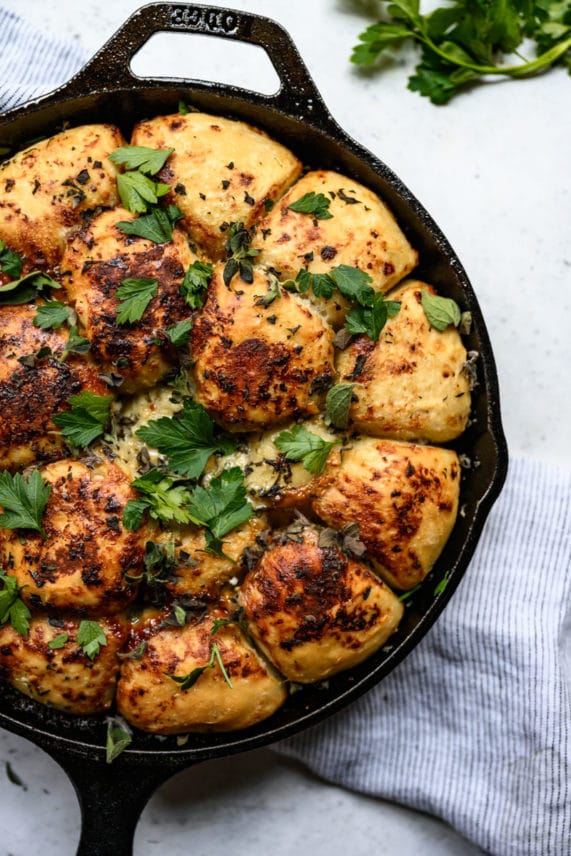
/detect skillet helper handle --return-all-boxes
[65,2,331,123]
[58,753,185,856]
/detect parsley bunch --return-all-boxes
[351,0,571,104]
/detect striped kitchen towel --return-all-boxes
[0,5,84,112]
[276,458,571,856]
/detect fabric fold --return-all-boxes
[274,458,571,856]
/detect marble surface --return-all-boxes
[0,1,569,854]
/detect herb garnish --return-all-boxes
[274,425,339,475]
[223,222,260,286]
[0,469,51,537]
[109,145,174,176]
[166,641,233,691]
[350,0,571,104]
[254,275,282,307]
[52,390,114,447]
[115,277,158,324]
[123,469,193,530]
[116,204,184,244]
[0,571,31,637]
[106,716,132,763]
[0,240,22,279]
[77,620,107,660]
[137,399,236,479]
[345,292,401,342]
[186,468,254,558]
[288,191,333,220]
[326,383,355,429]
[166,319,192,347]
[33,301,72,330]
[116,171,171,214]
[421,290,465,331]
[180,260,213,309]
[48,632,69,650]
[0,271,61,306]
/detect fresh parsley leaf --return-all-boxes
[109,145,174,176]
[0,470,51,537]
[136,399,236,479]
[48,632,69,650]
[166,641,232,690]
[52,390,114,447]
[326,383,355,429]
[77,619,107,660]
[106,717,132,763]
[115,277,158,324]
[274,425,338,475]
[62,326,91,358]
[223,222,260,286]
[33,301,71,330]
[0,240,23,279]
[330,265,374,305]
[288,191,333,220]
[0,571,31,637]
[345,293,401,342]
[166,319,192,347]
[421,290,462,331]
[254,275,282,307]
[180,260,213,309]
[125,469,193,528]
[186,468,253,556]
[116,171,170,214]
[116,205,183,244]
[0,271,61,306]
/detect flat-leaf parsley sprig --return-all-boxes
[0,469,51,537]
[350,0,571,104]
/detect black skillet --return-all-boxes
[0,4,508,854]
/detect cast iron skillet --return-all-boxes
[0,4,508,854]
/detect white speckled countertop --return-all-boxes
[0,1,569,854]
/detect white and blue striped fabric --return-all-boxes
[1,10,569,855]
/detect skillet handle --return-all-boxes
[56,751,190,856]
[64,2,332,124]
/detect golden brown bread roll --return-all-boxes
[239,525,403,682]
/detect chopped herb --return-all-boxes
[0,469,51,537]
[123,469,193,529]
[48,632,69,649]
[326,383,355,429]
[0,571,31,637]
[173,603,187,626]
[137,399,236,479]
[286,264,375,309]
[421,290,462,331]
[33,301,71,330]
[274,425,338,475]
[117,640,147,660]
[62,326,90,358]
[52,390,114,447]
[166,641,233,690]
[76,619,107,660]
[180,260,213,309]
[186,468,254,558]
[116,205,183,244]
[398,583,422,602]
[166,319,192,347]
[254,275,281,307]
[0,271,61,306]
[345,292,401,342]
[223,222,260,286]
[5,761,27,789]
[337,188,360,205]
[116,171,170,214]
[109,145,174,176]
[178,100,190,115]
[0,240,23,279]
[434,571,451,595]
[106,716,132,763]
[115,277,158,324]
[288,191,333,220]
